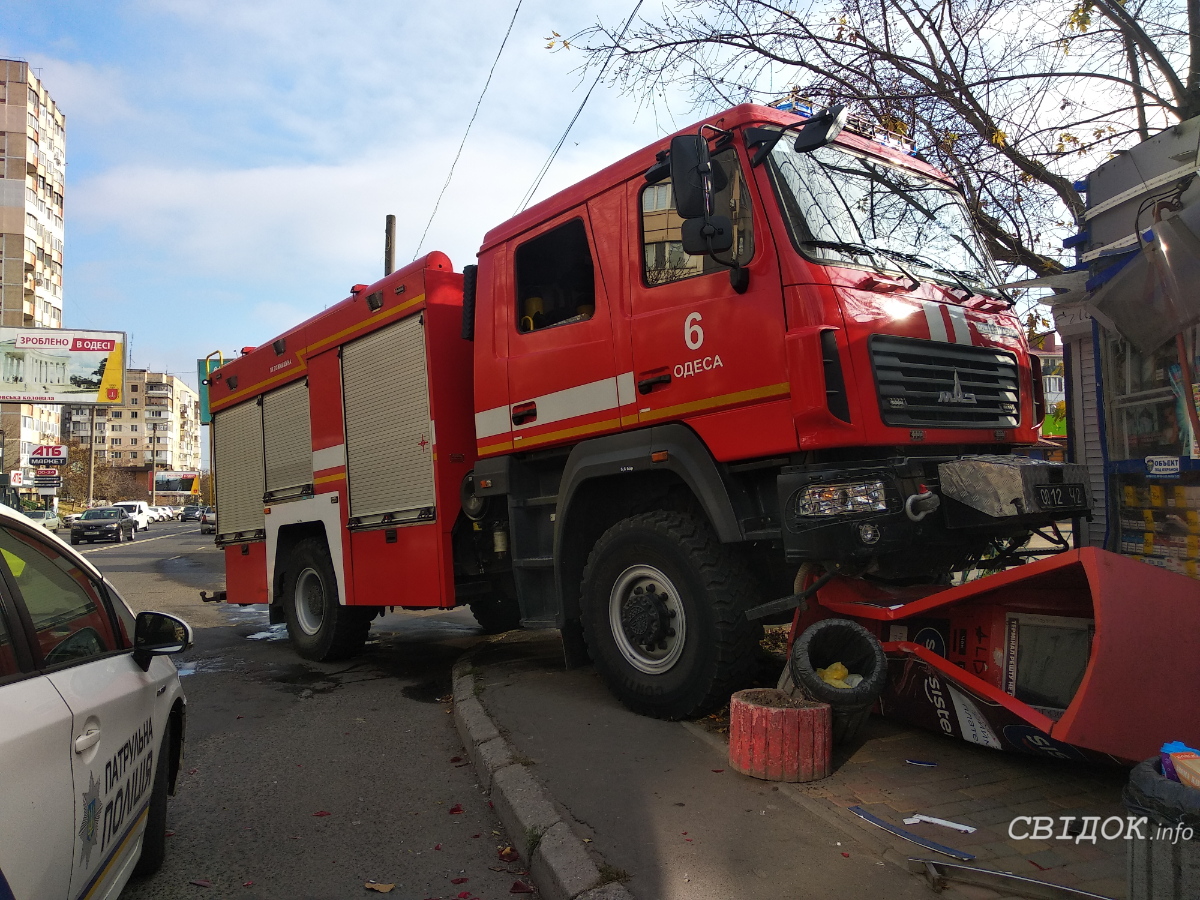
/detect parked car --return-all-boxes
[71,507,138,544]
[112,500,151,531]
[200,507,217,534]
[181,505,202,522]
[23,509,60,532]
[0,502,190,897]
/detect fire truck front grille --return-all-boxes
[869,335,1020,429]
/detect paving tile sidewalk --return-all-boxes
[781,715,1131,898]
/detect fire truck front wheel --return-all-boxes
[282,538,371,661]
[580,511,762,720]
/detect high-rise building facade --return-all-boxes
[67,370,202,475]
[1,59,66,483]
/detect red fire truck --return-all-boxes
[207,102,1089,721]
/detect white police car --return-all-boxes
[0,503,190,898]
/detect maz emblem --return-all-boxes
[938,369,977,405]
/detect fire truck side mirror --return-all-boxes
[680,216,734,256]
[669,134,713,219]
[793,104,849,154]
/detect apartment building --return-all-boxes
[0,60,66,480]
[67,370,202,474]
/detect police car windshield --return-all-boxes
[82,509,119,519]
[765,141,999,291]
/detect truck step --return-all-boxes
[512,495,559,508]
[512,556,554,569]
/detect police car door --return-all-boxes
[0,526,160,899]
[0,586,73,899]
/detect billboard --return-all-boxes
[0,328,125,404]
[154,471,201,494]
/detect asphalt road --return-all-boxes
[87,522,533,900]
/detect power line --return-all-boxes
[515,0,645,214]
[412,0,524,261]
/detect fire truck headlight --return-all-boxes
[795,480,888,517]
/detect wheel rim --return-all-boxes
[608,564,687,674]
[294,567,326,636]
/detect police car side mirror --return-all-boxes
[132,611,194,672]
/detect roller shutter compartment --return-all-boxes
[213,399,266,538]
[263,380,312,500]
[342,314,435,523]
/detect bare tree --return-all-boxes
[568,0,1197,285]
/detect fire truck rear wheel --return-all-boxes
[580,510,762,720]
[283,538,371,661]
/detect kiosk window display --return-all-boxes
[1105,326,1200,579]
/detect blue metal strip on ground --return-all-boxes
[847,805,976,861]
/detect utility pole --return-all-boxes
[384,214,396,276]
[86,406,95,506]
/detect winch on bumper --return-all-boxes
[777,456,1092,578]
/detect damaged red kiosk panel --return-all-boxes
[779,457,1200,764]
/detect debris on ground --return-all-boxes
[902,814,976,834]
[848,806,974,861]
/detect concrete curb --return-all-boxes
[453,655,633,900]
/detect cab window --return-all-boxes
[641,147,754,286]
[0,528,118,667]
[514,218,596,333]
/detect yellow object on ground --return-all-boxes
[816,662,853,689]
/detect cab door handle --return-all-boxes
[511,402,537,425]
[75,727,102,754]
[637,373,672,395]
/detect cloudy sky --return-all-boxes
[1,0,689,386]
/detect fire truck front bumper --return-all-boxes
[776,457,1092,578]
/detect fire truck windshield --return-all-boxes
[765,140,1000,293]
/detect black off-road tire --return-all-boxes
[469,590,522,634]
[580,511,762,720]
[282,537,372,661]
[132,719,172,877]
